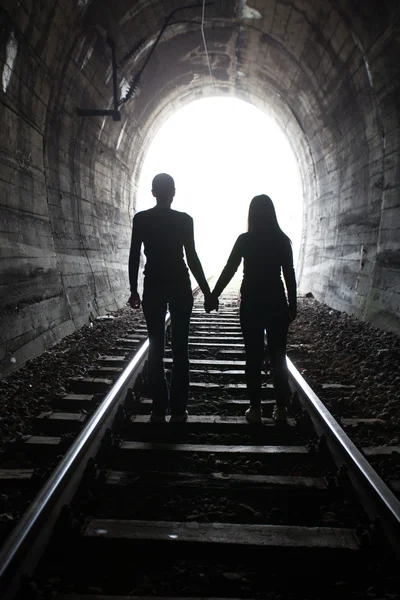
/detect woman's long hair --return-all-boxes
[248,194,290,242]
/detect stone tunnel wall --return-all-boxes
[0,0,400,377]
[0,1,135,375]
[296,1,400,335]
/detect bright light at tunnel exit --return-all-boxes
[136,97,303,281]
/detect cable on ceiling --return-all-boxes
[201,0,215,87]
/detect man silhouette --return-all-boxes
[128,173,215,422]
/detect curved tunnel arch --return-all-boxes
[135,94,305,286]
[0,0,399,374]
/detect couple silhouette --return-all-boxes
[128,173,297,424]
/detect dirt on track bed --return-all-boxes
[0,295,399,456]
[60,556,399,600]
[287,296,400,429]
[0,308,143,455]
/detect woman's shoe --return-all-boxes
[170,410,189,423]
[272,405,287,422]
[245,407,262,423]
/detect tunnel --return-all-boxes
[0,0,399,376]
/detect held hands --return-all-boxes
[128,292,141,309]
[204,291,219,313]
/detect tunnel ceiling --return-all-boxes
[1,0,400,374]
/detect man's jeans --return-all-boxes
[142,283,193,416]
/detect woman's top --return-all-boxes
[213,231,296,313]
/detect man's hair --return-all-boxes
[152,173,175,196]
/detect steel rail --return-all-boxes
[287,357,400,558]
[5,289,396,594]
[0,276,205,599]
[0,326,153,597]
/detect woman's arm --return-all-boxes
[282,239,297,321]
[212,236,243,298]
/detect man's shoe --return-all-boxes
[150,413,166,423]
[245,407,262,424]
[272,405,287,422]
[170,410,188,423]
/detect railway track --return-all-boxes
[0,285,400,599]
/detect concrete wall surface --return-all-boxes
[0,0,399,374]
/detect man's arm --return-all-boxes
[128,214,143,308]
[183,216,211,297]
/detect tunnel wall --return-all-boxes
[0,1,134,375]
[296,1,400,333]
[0,0,399,377]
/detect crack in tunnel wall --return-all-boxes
[0,0,399,375]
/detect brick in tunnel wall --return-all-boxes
[0,294,74,362]
[364,283,400,333]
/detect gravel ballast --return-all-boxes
[0,295,399,455]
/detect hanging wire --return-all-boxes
[76,4,216,112]
[119,37,148,68]
[118,3,215,106]
[201,0,215,86]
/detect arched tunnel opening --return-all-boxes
[136,96,303,280]
[0,0,399,376]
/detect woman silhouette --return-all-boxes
[210,195,297,423]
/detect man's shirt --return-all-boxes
[129,206,209,294]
